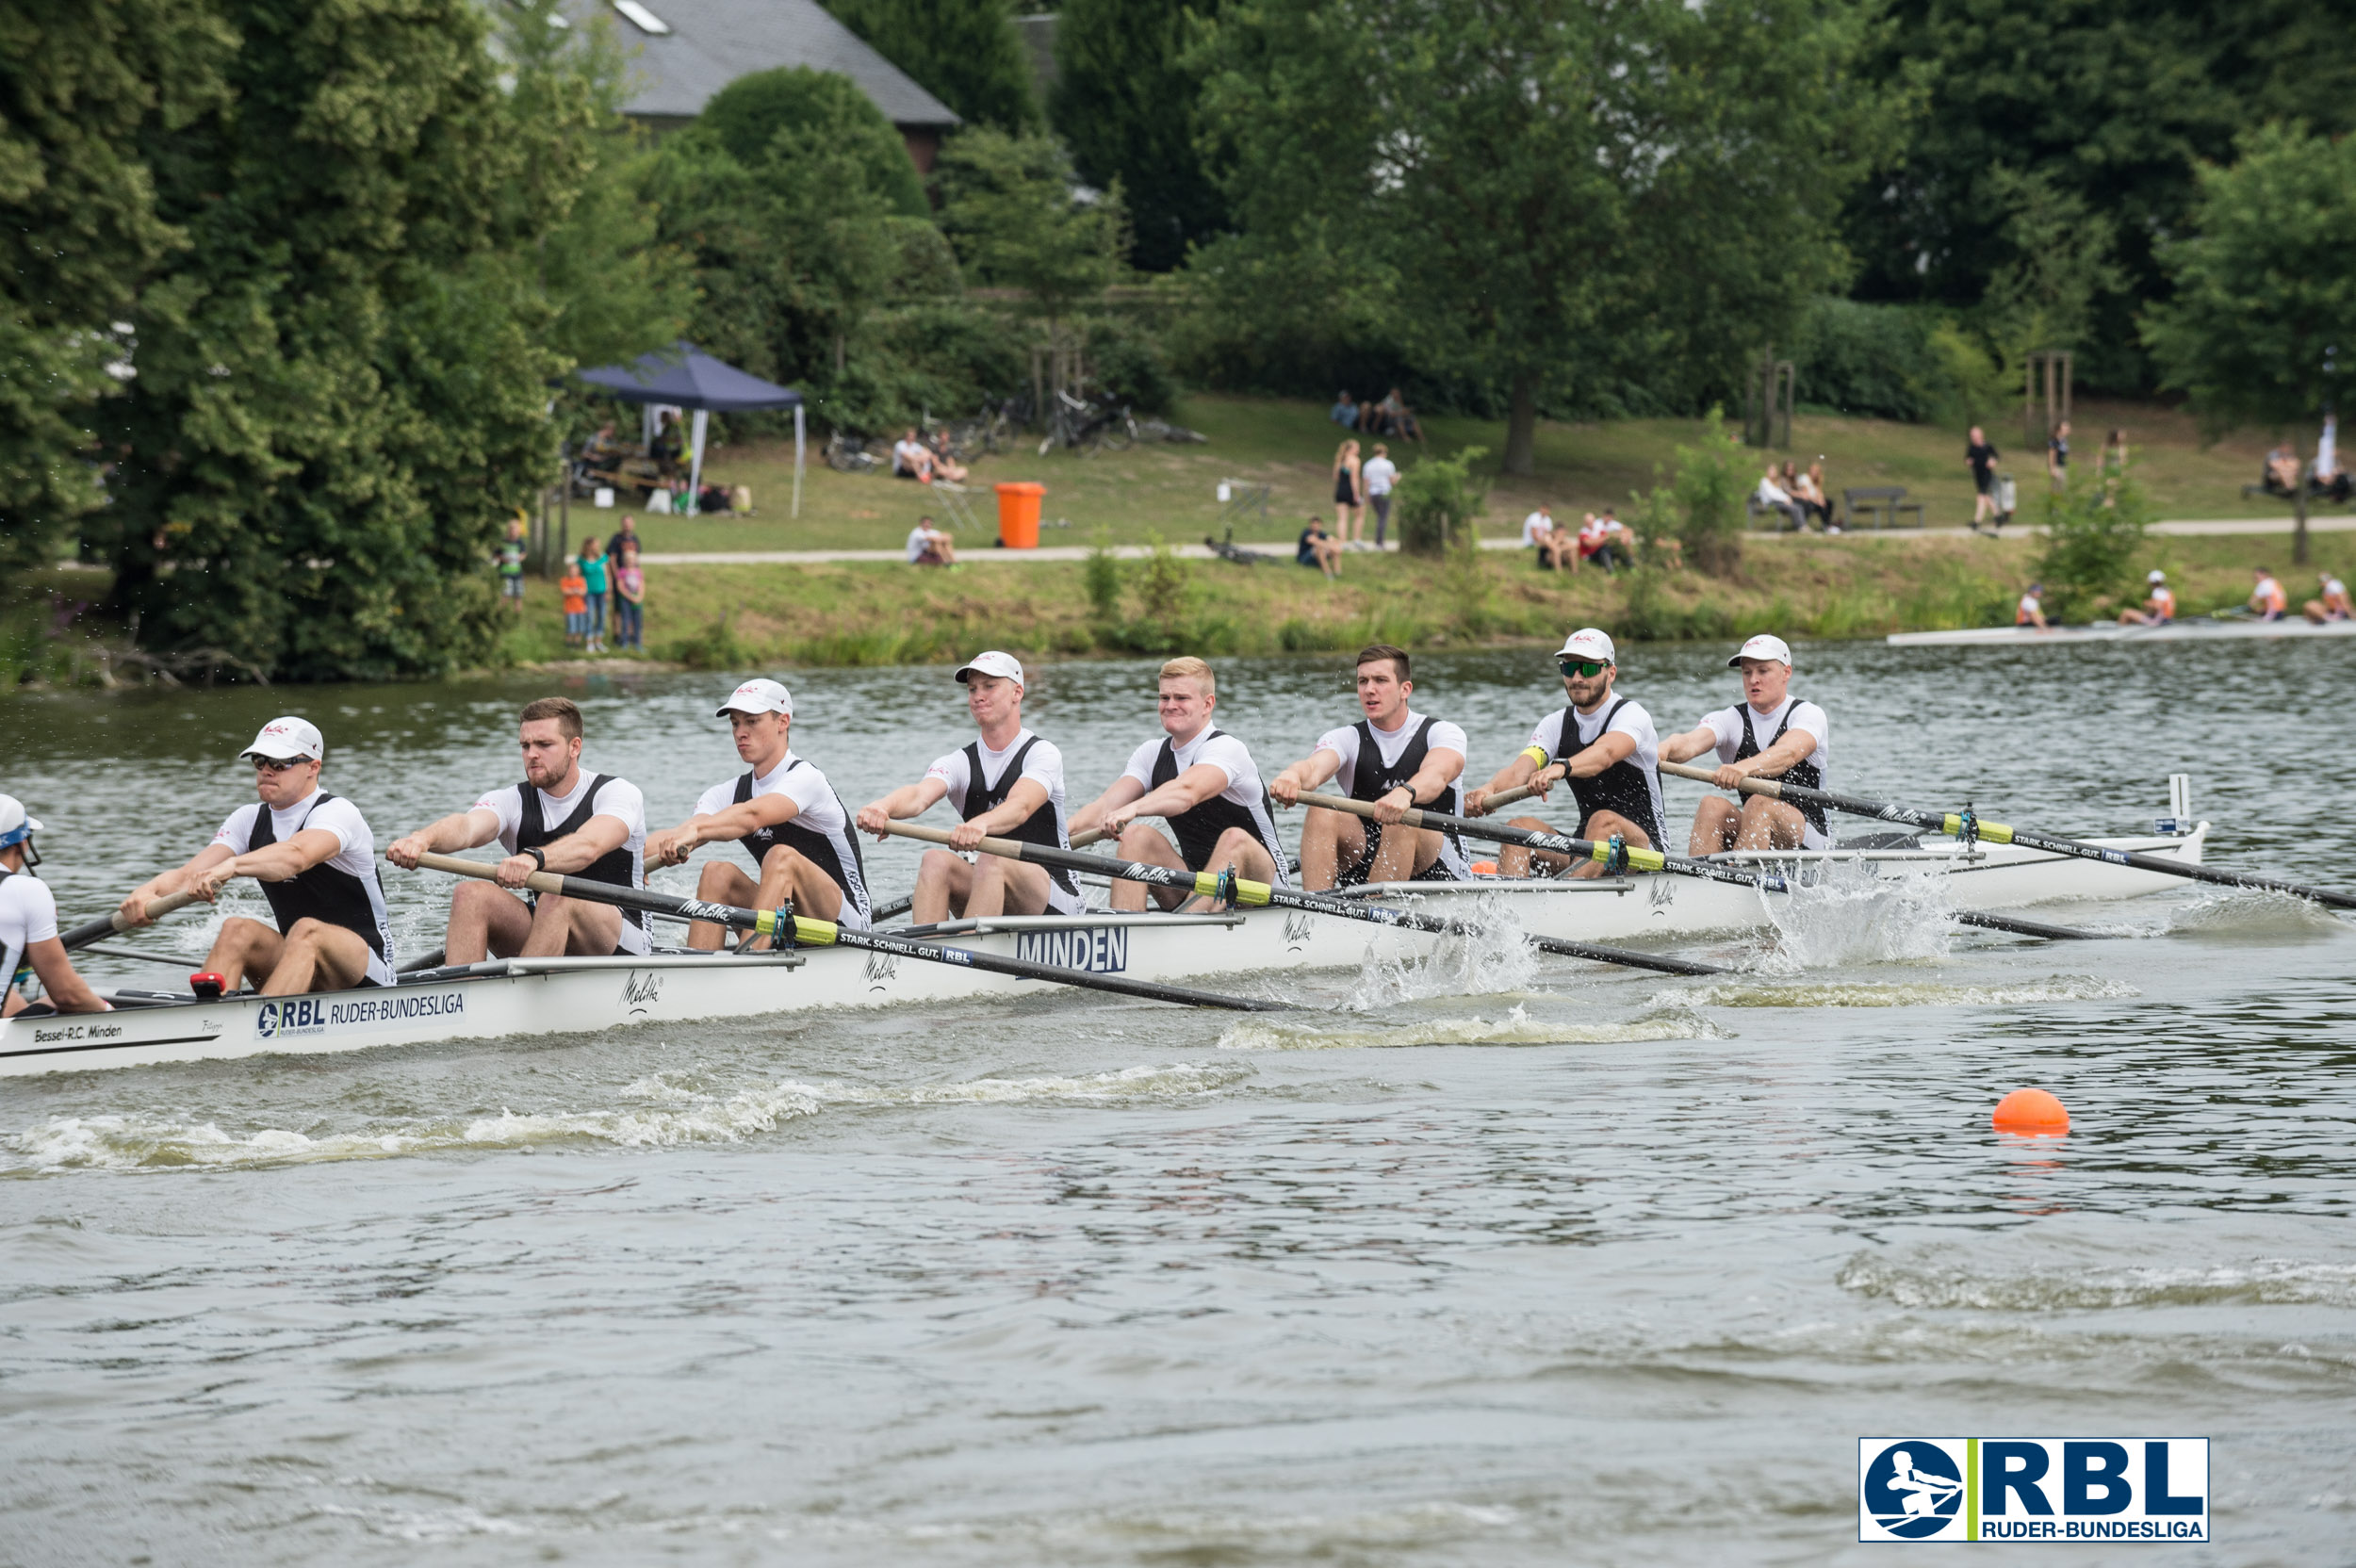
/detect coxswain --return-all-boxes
[1463,629,1664,879]
[2304,572,2352,624]
[1070,657,1288,911]
[384,696,650,962]
[0,795,108,1017]
[643,679,871,947]
[2119,569,2175,626]
[1267,643,1469,890]
[1659,635,1833,855]
[2015,580,2049,629]
[2250,566,2288,621]
[855,651,1082,922]
[119,717,397,993]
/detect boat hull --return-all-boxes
[1889,618,2356,647]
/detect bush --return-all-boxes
[1789,298,1947,422]
[1394,446,1492,557]
[2035,478,2153,621]
[1083,531,1121,619]
[1629,410,1745,575]
[699,67,927,217]
[1088,317,1177,415]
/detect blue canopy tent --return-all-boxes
[577,343,809,517]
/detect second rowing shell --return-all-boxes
[1889,618,2356,647]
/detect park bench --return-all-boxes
[1841,485,1924,530]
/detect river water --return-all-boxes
[4,642,2352,1565]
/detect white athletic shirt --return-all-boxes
[214,791,398,984]
[905,524,942,563]
[472,770,650,955]
[1120,728,1263,803]
[2018,592,2042,617]
[1521,511,1554,547]
[1526,698,1664,836]
[1313,710,1468,781]
[923,728,1078,913]
[1363,456,1398,498]
[691,751,869,928]
[1,872,59,998]
[1697,697,1833,849]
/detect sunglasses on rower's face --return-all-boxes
[248,756,306,773]
[1558,660,1610,678]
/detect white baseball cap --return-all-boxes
[240,716,324,762]
[1556,628,1616,664]
[1728,634,1792,668]
[2148,569,2168,583]
[954,650,1024,687]
[715,678,793,718]
[0,794,41,847]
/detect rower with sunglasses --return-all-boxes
[1464,629,1665,877]
[1659,634,1830,854]
[118,716,398,994]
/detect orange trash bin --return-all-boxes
[993,481,1045,548]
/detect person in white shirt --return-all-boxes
[856,651,1082,921]
[120,717,398,993]
[1521,504,1555,549]
[1268,644,1470,890]
[1659,635,1833,854]
[386,696,649,962]
[645,680,871,946]
[1362,443,1399,547]
[0,795,107,1017]
[892,430,933,481]
[2120,568,2176,627]
[2304,573,2352,624]
[2016,581,2049,629]
[1464,628,1664,878]
[905,515,956,567]
[1755,466,1800,530]
[1071,657,1288,911]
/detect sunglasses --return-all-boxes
[247,756,307,773]
[1558,659,1610,678]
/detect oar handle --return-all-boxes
[1658,758,1782,796]
[58,890,203,953]
[414,850,564,897]
[877,819,1029,858]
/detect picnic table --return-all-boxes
[1841,485,1924,529]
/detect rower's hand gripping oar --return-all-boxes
[1656,760,2356,912]
[57,891,202,955]
[402,852,1284,1013]
[876,821,1727,977]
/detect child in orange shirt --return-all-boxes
[559,561,589,647]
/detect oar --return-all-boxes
[1656,760,2356,911]
[876,822,1727,977]
[57,891,201,954]
[405,852,1284,1012]
[1297,792,2102,941]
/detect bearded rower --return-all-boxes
[1070,656,1288,911]
[855,651,1082,922]
[385,696,650,962]
[1,795,107,1017]
[644,678,871,947]
[1464,629,1664,878]
[120,717,397,993]
[1267,643,1469,890]
[1659,635,1833,855]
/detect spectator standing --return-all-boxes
[498,516,527,615]
[1332,439,1366,549]
[906,515,957,567]
[1363,443,1399,547]
[2048,419,2071,488]
[1967,427,2001,528]
[1297,515,1342,580]
[579,537,609,655]
[612,539,646,650]
[559,557,589,650]
[1329,392,1360,431]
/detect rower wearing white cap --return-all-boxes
[2120,569,2176,627]
[1267,642,1470,890]
[1070,656,1288,911]
[1659,635,1833,854]
[1464,629,1664,877]
[119,716,398,993]
[1,795,107,1017]
[855,651,1083,921]
[644,679,872,944]
[385,696,651,962]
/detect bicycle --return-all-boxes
[823,430,881,474]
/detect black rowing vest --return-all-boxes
[516,774,647,937]
[961,738,1078,900]
[1349,716,1465,873]
[0,867,28,996]
[1149,729,1287,876]
[246,793,393,967]
[731,761,871,921]
[1551,699,1663,846]
[1735,700,1827,838]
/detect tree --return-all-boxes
[825,0,1039,133]
[2144,126,2356,565]
[699,67,929,218]
[1051,0,1226,272]
[1193,0,1892,476]
[936,129,1126,341]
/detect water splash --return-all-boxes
[1217,1002,1726,1053]
[1674,974,2137,1009]
[1343,892,1540,1009]
[1839,1250,2356,1312]
[1756,863,1955,972]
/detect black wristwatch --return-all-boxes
[525,848,547,871]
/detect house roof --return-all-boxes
[572,0,959,128]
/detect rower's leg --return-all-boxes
[965,858,1056,918]
[1298,808,1366,892]
[1688,798,1741,858]
[1372,824,1444,883]
[765,846,843,925]
[1561,809,1650,880]
[691,862,760,950]
[200,915,282,992]
[1498,815,1572,878]
[550,895,626,956]
[1183,826,1279,910]
[448,882,532,964]
[912,848,973,923]
[1110,825,1188,912]
[1733,796,1808,851]
[257,918,373,996]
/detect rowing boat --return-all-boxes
[1889,618,2356,647]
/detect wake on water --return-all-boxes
[1755,863,1957,973]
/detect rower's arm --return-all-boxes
[1267,747,1342,807]
[216,826,344,888]
[855,778,948,839]
[1724,726,1820,781]
[385,808,503,869]
[1466,749,1546,816]
[535,813,631,874]
[1658,727,1720,765]
[968,777,1052,840]
[122,843,233,924]
[1107,765,1229,832]
[1562,729,1637,778]
[1404,745,1465,806]
[1069,776,1147,838]
[22,938,106,1014]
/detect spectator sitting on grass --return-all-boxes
[924,432,970,485]
[559,557,589,650]
[1521,503,1558,562]
[1297,515,1342,580]
[1589,507,1633,572]
[696,482,734,515]
[2264,442,2300,497]
[1374,386,1423,442]
[1755,465,1802,531]
[906,515,957,568]
[1329,392,1360,431]
[892,429,934,482]
[1541,516,1580,572]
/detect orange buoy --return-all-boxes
[1470,860,1499,875]
[1992,1087,2070,1135]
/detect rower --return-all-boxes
[643,678,871,947]
[1463,628,1663,879]
[2016,580,2049,629]
[0,795,107,1017]
[1659,635,1832,855]
[2250,565,2288,621]
[384,696,650,963]
[1267,643,1469,890]
[2305,572,2352,624]
[119,717,397,994]
[2120,569,2175,626]
[854,651,1083,922]
[1069,657,1288,911]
